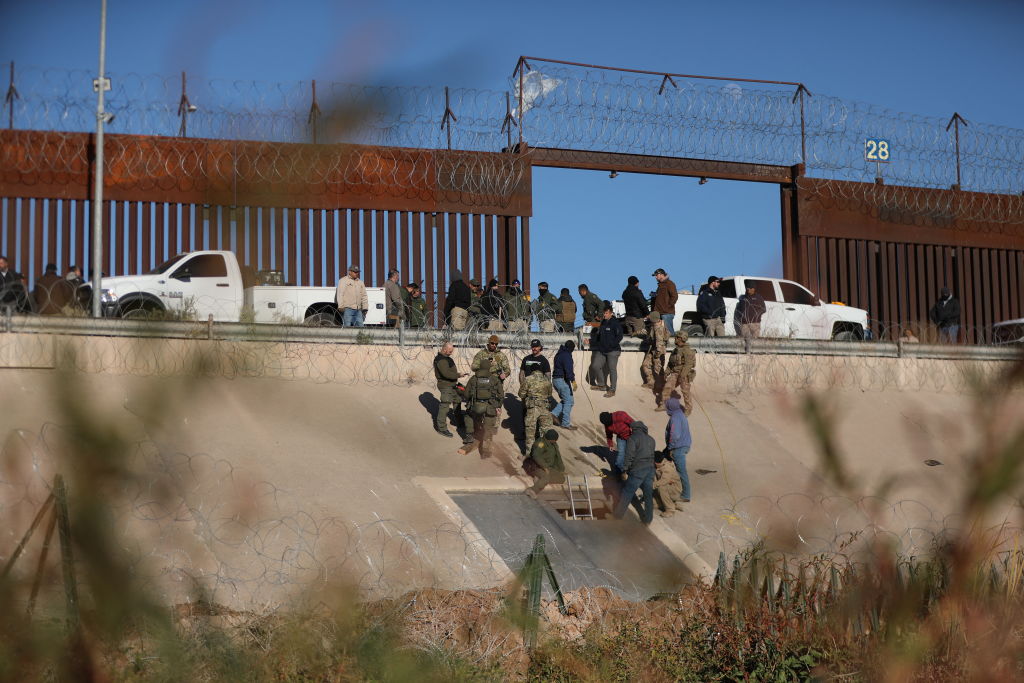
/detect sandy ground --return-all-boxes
[1,333,1021,607]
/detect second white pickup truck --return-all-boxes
[89,250,386,325]
[616,275,869,341]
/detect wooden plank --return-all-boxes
[273,207,284,278]
[447,213,458,285]
[424,212,435,324]
[46,198,58,266]
[299,208,310,286]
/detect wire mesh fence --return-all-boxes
[5,60,1024,203]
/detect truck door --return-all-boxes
[778,280,827,339]
[167,253,235,320]
[742,278,784,337]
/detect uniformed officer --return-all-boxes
[458,359,504,456]
[433,342,464,437]
[471,334,511,382]
[519,370,553,453]
[524,429,566,498]
[657,330,696,414]
[533,282,559,333]
[640,311,668,388]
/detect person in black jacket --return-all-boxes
[696,275,727,336]
[621,275,650,336]
[929,287,960,344]
[0,256,29,313]
[734,280,767,339]
[551,340,577,430]
[479,279,505,330]
[588,304,624,398]
[444,269,473,331]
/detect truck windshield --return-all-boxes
[148,254,188,274]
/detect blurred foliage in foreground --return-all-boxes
[1,344,1023,681]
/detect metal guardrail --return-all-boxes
[2,313,1022,362]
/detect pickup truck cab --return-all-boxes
[615,275,868,341]
[93,250,386,325]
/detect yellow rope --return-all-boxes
[694,392,736,505]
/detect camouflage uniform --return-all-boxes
[471,347,511,381]
[660,330,696,414]
[580,291,603,325]
[460,360,504,455]
[533,291,559,333]
[433,351,462,433]
[518,372,553,453]
[653,457,683,517]
[640,319,669,387]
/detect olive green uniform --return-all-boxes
[433,352,461,432]
[653,458,682,516]
[408,295,427,328]
[461,366,504,455]
[661,334,696,414]
[525,437,566,494]
[533,291,559,333]
[641,321,669,386]
[518,372,553,452]
[504,288,532,331]
[581,291,603,324]
[471,348,511,380]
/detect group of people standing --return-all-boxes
[431,319,700,525]
[0,256,86,315]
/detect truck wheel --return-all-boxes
[684,323,705,338]
[303,311,339,327]
[833,330,860,342]
[118,299,161,319]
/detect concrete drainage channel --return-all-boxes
[416,477,712,601]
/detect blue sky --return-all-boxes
[2,0,1022,300]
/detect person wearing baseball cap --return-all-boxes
[697,275,727,336]
[336,264,368,327]
[519,338,551,383]
[471,333,511,383]
[651,268,679,334]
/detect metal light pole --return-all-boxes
[91,0,109,317]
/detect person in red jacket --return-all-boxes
[600,410,634,476]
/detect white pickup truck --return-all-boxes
[616,275,869,341]
[91,250,386,325]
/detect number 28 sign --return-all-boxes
[864,138,891,162]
